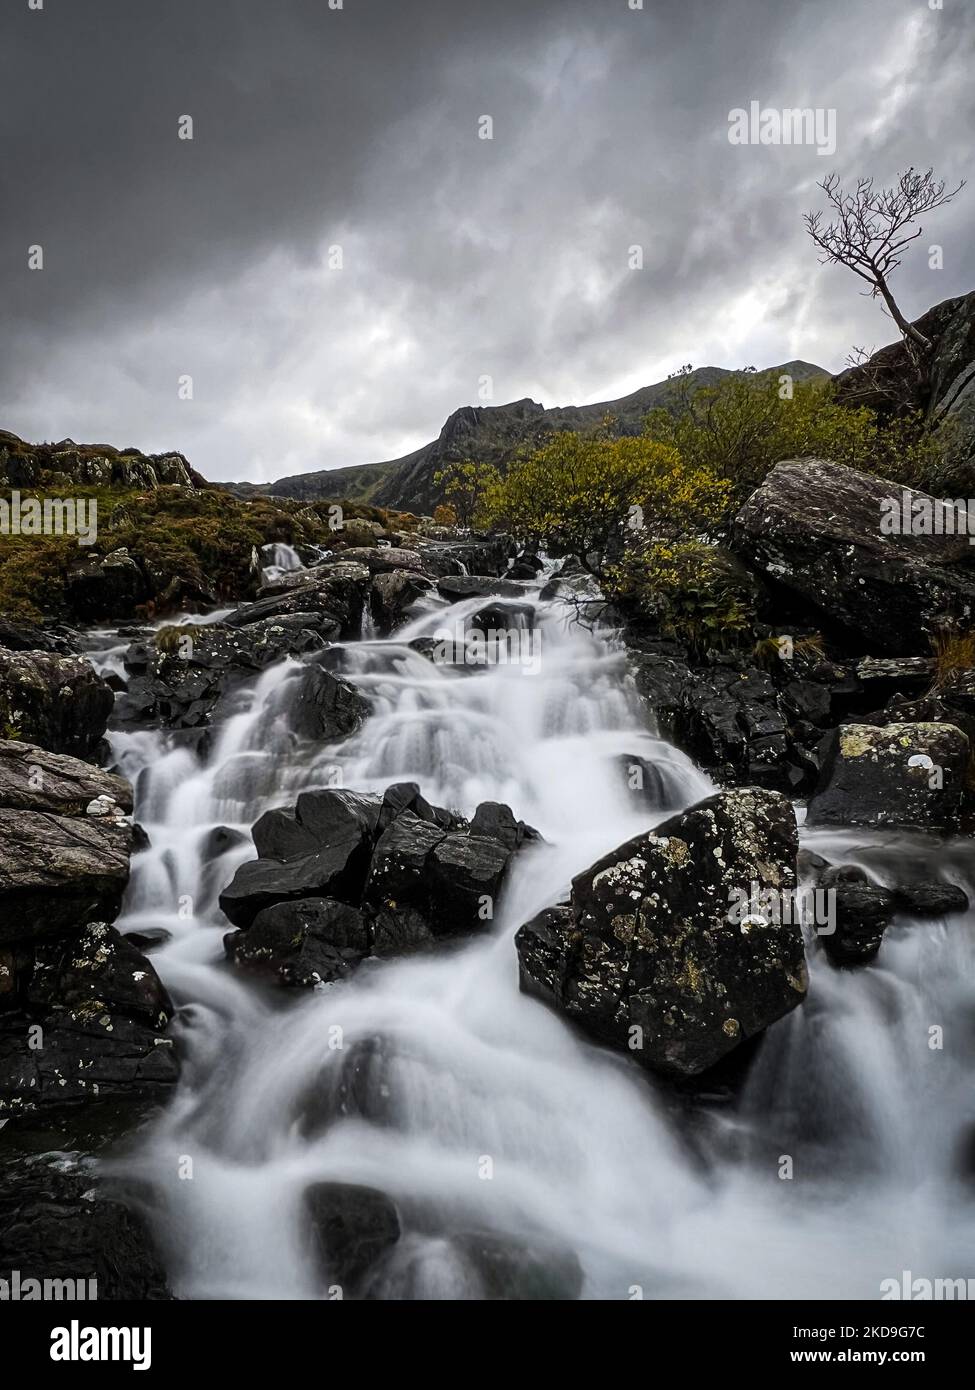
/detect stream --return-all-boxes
[88,557,975,1300]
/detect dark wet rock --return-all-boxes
[305,1181,401,1294]
[377,781,443,833]
[427,834,513,934]
[855,656,936,697]
[437,575,526,602]
[0,1010,177,1115]
[364,813,447,911]
[26,921,172,1029]
[64,550,151,622]
[370,905,436,956]
[806,722,970,831]
[202,824,248,860]
[0,619,81,655]
[733,458,975,654]
[224,789,531,981]
[222,789,382,927]
[226,561,370,638]
[309,547,426,577]
[289,663,369,742]
[414,537,515,579]
[117,619,331,729]
[0,1155,172,1300]
[893,879,969,917]
[370,569,433,632]
[469,599,536,632]
[515,787,806,1078]
[0,649,114,758]
[219,843,369,930]
[123,926,172,952]
[822,877,897,966]
[468,800,539,852]
[613,755,684,813]
[453,1230,584,1301]
[225,898,369,987]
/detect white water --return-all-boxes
[102,575,975,1300]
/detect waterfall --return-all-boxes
[106,575,975,1299]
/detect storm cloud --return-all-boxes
[2,0,973,481]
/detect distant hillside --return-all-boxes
[222,361,828,514]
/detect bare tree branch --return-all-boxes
[803,168,965,376]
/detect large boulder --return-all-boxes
[806,722,970,831]
[733,458,975,654]
[0,748,132,943]
[226,561,370,637]
[0,649,114,757]
[515,788,806,1077]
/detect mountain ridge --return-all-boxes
[221,360,828,513]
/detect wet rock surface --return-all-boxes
[516,787,806,1077]
[221,783,539,984]
[0,1153,172,1300]
[807,722,970,831]
[733,457,975,654]
[0,647,114,757]
[0,742,176,1119]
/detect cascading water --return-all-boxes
[100,573,975,1300]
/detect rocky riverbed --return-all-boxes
[1,461,974,1299]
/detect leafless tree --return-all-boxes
[803,168,965,380]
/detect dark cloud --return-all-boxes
[2,0,973,480]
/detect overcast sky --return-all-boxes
[3,0,973,482]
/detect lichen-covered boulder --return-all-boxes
[732,458,975,654]
[515,787,806,1077]
[0,742,133,944]
[806,722,970,831]
[0,649,114,757]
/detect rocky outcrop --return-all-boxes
[515,787,806,1078]
[833,291,975,466]
[220,783,538,986]
[117,620,367,735]
[0,648,114,757]
[225,561,370,636]
[0,430,201,491]
[0,740,176,1117]
[732,458,975,654]
[64,550,152,621]
[806,722,970,831]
